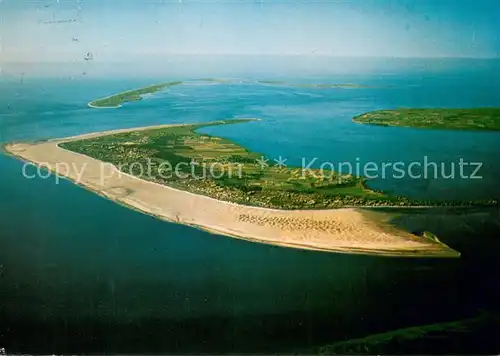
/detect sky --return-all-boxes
[1,0,499,63]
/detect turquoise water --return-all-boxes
[1,59,499,353]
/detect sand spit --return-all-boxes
[4,124,460,258]
[87,102,122,109]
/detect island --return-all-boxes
[353,108,500,131]
[88,81,183,108]
[57,119,494,210]
[87,79,380,111]
[312,312,500,355]
[4,119,464,258]
[257,80,377,89]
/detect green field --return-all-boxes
[88,81,183,108]
[59,119,496,209]
[353,108,500,131]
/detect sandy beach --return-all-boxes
[87,102,122,109]
[4,123,460,258]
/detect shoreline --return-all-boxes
[353,108,500,131]
[3,123,461,258]
[87,81,183,109]
[88,102,122,109]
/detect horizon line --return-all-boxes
[2,54,500,64]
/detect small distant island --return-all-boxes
[353,108,500,131]
[296,83,374,89]
[88,81,183,108]
[257,80,376,89]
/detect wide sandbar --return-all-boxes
[4,123,460,258]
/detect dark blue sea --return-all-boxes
[1,57,499,353]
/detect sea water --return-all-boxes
[0,57,499,353]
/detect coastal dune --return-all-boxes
[5,125,460,258]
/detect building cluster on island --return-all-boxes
[168,178,497,210]
[60,119,498,211]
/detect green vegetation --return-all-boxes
[422,230,442,244]
[353,108,500,131]
[88,81,183,108]
[312,313,500,354]
[60,120,497,210]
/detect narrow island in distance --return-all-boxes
[353,108,500,131]
[88,81,183,108]
[88,79,382,109]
